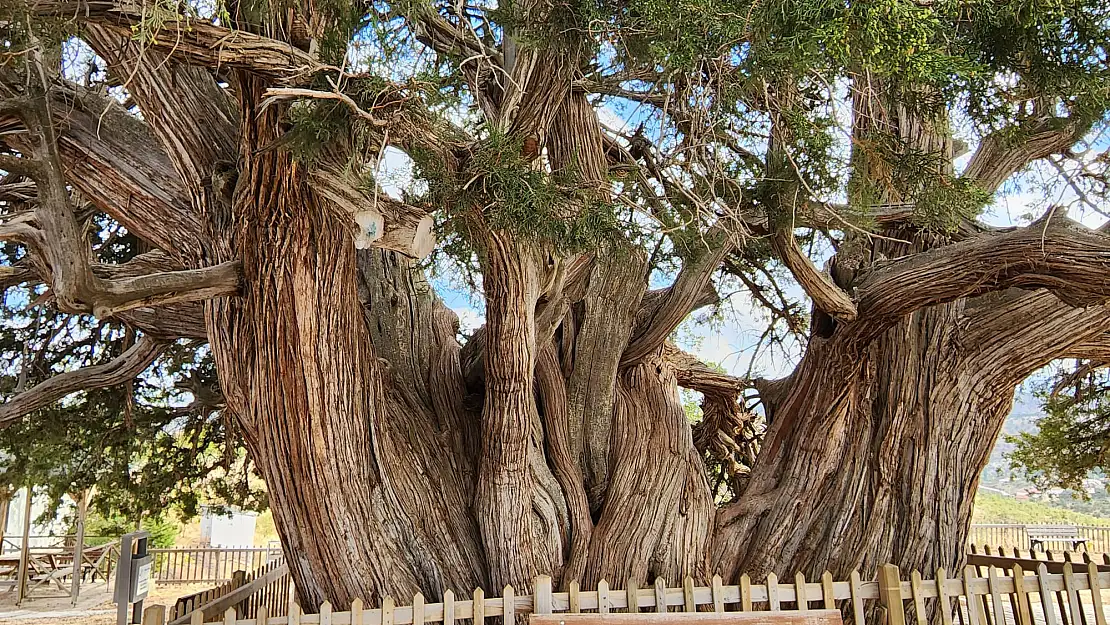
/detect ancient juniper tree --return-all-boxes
[2,0,1110,612]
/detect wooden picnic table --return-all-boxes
[0,549,75,595]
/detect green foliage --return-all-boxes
[82,510,179,548]
[849,131,992,229]
[913,176,993,232]
[416,130,628,254]
[1008,369,1110,495]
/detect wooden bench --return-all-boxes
[532,611,843,625]
[1026,524,1088,551]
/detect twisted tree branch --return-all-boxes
[30,2,323,81]
[0,335,167,426]
[852,210,1110,341]
[623,226,737,365]
[771,225,857,321]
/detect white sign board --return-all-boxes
[129,558,152,602]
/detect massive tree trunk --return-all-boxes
[713,74,1110,585]
[205,77,489,609]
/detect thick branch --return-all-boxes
[962,289,1110,389]
[1,60,240,318]
[91,260,241,318]
[853,211,1110,336]
[665,342,746,397]
[83,24,238,194]
[0,80,203,256]
[771,226,857,321]
[965,116,1088,194]
[0,335,166,426]
[623,227,737,365]
[32,3,323,81]
[308,168,435,259]
[1066,333,1110,362]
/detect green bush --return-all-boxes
[82,511,178,548]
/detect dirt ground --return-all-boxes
[0,580,204,624]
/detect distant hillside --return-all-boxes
[973,492,1110,525]
[976,390,1110,521]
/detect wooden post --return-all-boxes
[0,486,12,547]
[503,585,514,625]
[740,574,753,612]
[963,565,984,625]
[70,489,91,605]
[444,589,455,625]
[629,578,640,614]
[143,604,167,625]
[795,573,807,613]
[936,568,953,625]
[473,588,485,625]
[1063,562,1084,625]
[1038,563,1059,625]
[848,572,865,625]
[879,564,906,625]
[343,599,354,625]
[987,566,1006,625]
[822,572,835,611]
[910,571,927,625]
[714,574,725,613]
[534,575,553,614]
[767,573,780,612]
[849,570,866,625]
[15,485,32,606]
[414,593,425,625]
[1012,564,1033,625]
[1087,562,1106,625]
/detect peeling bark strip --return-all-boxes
[5,1,1110,619]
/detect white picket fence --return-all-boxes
[144,561,1110,625]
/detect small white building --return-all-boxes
[199,506,258,547]
[2,488,73,552]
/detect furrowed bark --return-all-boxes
[206,76,487,611]
[30,3,324,81]
[585,352,714,585]
[565,251,647,510]
[713,71,1110,610]
[82,24,237,196]
[476,230,558,590]
[10,6,1110,622]
[0,80,204,257]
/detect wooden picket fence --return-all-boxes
[969,545,1110,569]
[151,547,284,585]
[166,557,292,624]
[144,561,1110,625]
